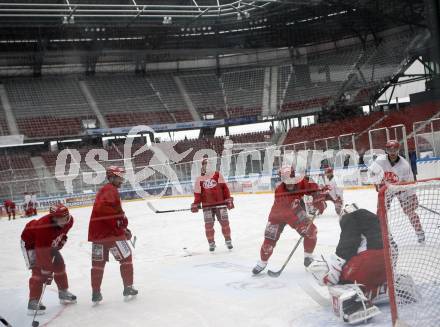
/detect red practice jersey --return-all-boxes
[193,171,231,208]
[4,200,15,209]
[88,183,127,242]
[269,179,320,224]
[21,214,73,271]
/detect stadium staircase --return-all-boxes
[0,84,18,135]
[30,156,60,195]
[173,76,201,121]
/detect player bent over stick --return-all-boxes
[307,204,419,324]
[252,166,327,275]
[88,166,137,303]
[21,204,77,314]
[322,167,343,215]
[369,140,425,243]
[191,157,235,252]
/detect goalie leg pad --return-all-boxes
[328,284,381,324]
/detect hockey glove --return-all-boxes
[191,203,199,213]
[313,199,327,215]
[322,254,345,286]
[125,228,133,240]
[41,270,53,285]
[225,197,234,210]
[56,235,68,250]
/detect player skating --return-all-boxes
[369,140,425,243]
[191,156,234,252]
[3,199,16,220]
[252,166,327,275]
[307,204,418,324]
[88,166,137,303]
[322,167,343,215]
[21,204,77,314]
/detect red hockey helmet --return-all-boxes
[279,165,296,184]
[385,140,400,155]
[106,166,125,178]
[49,203,70,219]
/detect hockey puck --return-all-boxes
[32,321,39,327]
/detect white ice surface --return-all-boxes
[0,189,393,327]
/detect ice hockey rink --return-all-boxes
[0,188,412,327]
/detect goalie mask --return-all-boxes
[340,203,359,217]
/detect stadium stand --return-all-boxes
[147,74,193,122]
[4,77,96,138]
[0,100,9,136]
[179,71,227,119]
[85,75,175,127]
[222,68,265,118]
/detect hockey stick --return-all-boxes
[147,202,226,214]
[31,282,47,327]
[147,202,193,214]
[129,235,137,248]
[419,204,440,217]
[0,316,12,327]
[267,213,318,278]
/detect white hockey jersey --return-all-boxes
[324,176,343,201]
[24,194,31,205]
[368,154,414,185]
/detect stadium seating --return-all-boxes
[85,75,177,127]
[283,112,385,149]
[4,77,96,138]
[179,72,227,119]
[222,68,265,118]
[147,74,192,122]
[0,101,9,136]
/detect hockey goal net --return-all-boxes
[378,178,440,327]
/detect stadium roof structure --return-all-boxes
[0,0,426,45]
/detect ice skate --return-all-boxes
[92,291,103,304]
[304,256,314,267]
[59,289,77,304]
[225,240,233,250]
[27,299,46,315]
[123,286,138,301]
[252,260,267,275]
[209,242,216,252]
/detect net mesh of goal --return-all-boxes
[379,178,440,327]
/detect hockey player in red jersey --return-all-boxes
[21,204,76,314]
[88,166,137,303]
[3,199,16,220]
[369,140,425,243]
[252,166,327,275]
[191,157,234,252]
